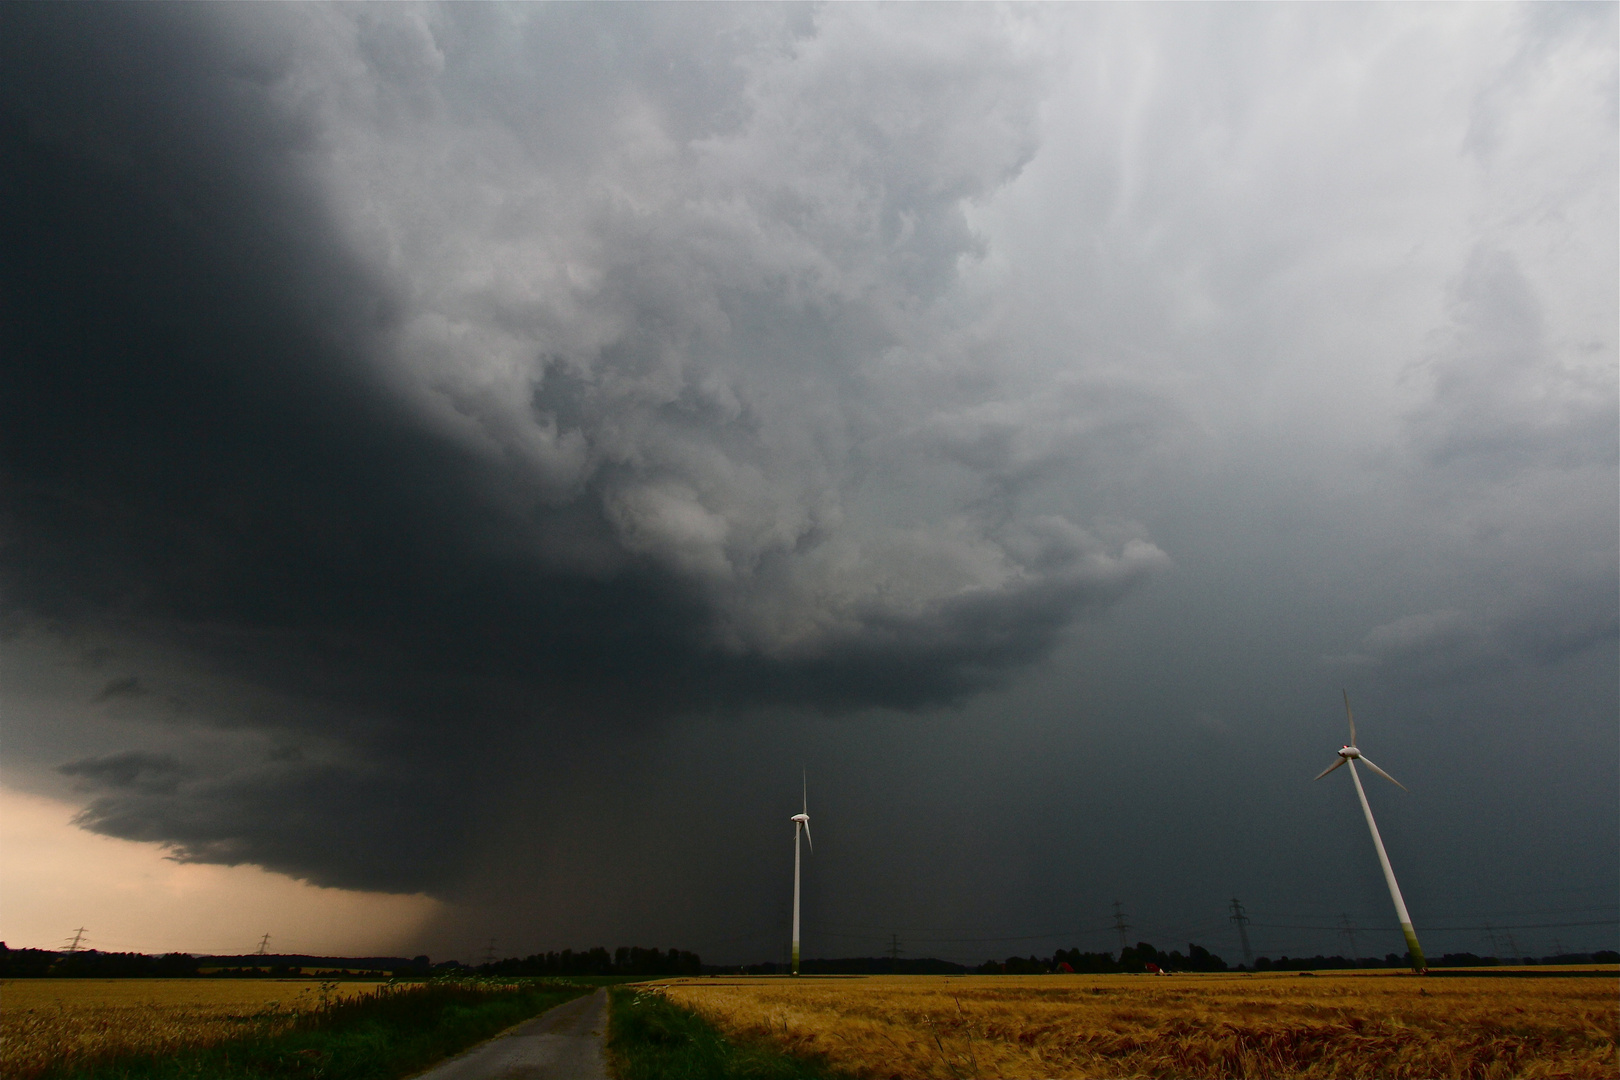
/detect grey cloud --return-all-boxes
[0,3,1161,894]
[59,751,192,795]
[92,676,146,703]
[230,2,1120,661]
[1464,3,1616,164]
[1496,595,1620,666]
[1332,597,1617,685]
[66,757,468,890]
[2,3,1613,958]
[774,526,1169,704]
[1408,246,1618,477]
[1328,610,1500,684]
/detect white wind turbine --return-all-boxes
[790,773,812,976]
[1315,691,1426,973]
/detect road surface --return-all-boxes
[410,988,608,1080]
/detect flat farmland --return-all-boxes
[656,970,1620,1079]
[1,978,386,1080]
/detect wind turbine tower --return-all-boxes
[790,774,812,976]
[1314,691,1426,973]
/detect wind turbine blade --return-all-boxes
[1314,758,1347,780]
[1342,689,1356,746]
[1358,756,1407,791]
[802,769,807,816]
[803,820,812,852]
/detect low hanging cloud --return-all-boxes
[1330,598,1619,686]
[59,751,192,796]
[0,4,1169,893]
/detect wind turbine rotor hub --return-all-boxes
[1339,746,1360,758]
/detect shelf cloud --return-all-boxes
[2,3,1613,956]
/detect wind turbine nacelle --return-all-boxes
[791,813,809,823]
[1338,746,1361,759]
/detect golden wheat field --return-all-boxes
[657,969,1620,1079]
[0,978,386,1080]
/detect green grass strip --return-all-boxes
[44,978,591,1080]
[606,985,851,1080]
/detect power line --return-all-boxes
[1248,918,1615,933]
[1229,899,1253,967]
[817,929,1095,945]
[1245,904,1615,921]
[1112,901,1131,954]
[818,918,1118,936]
[1338,915,1360,961]
[749,909,1614,957]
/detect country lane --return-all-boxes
[409,988,608,1080]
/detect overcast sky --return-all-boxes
[2,2,1614,966]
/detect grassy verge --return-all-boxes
[40,978,590,1080]
[606,985,849,1080]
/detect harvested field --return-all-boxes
[0,978,385,1080]
[656,969,1620,1079]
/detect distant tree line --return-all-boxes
[1252,952,1414,971]
[736,957,971,975]
[976,942,1229,975]
[1250,950,1619,971]
[0,945,201,978]
[972,942,1620,975]
[723,942,1620,977]
[0,940,709,979]
[0,944,436,979]
[6,939,1612,980]
[481,946,702,977]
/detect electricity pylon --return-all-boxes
[1228,899,1253,967]
[1112,901,1131,954]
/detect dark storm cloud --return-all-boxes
[59,751,191,796]
[92,677,146,703]
[63,754,469,892]
[0,4,1162,893]
[3,4,1614,966]
[1332,596,1619,687]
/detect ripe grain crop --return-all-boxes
[0,978,384,1080]
[656,970,1619,1079]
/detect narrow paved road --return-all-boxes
[410,988,608,1080]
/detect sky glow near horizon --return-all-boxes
[1,3,1615,965]
[0,787,442,956]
